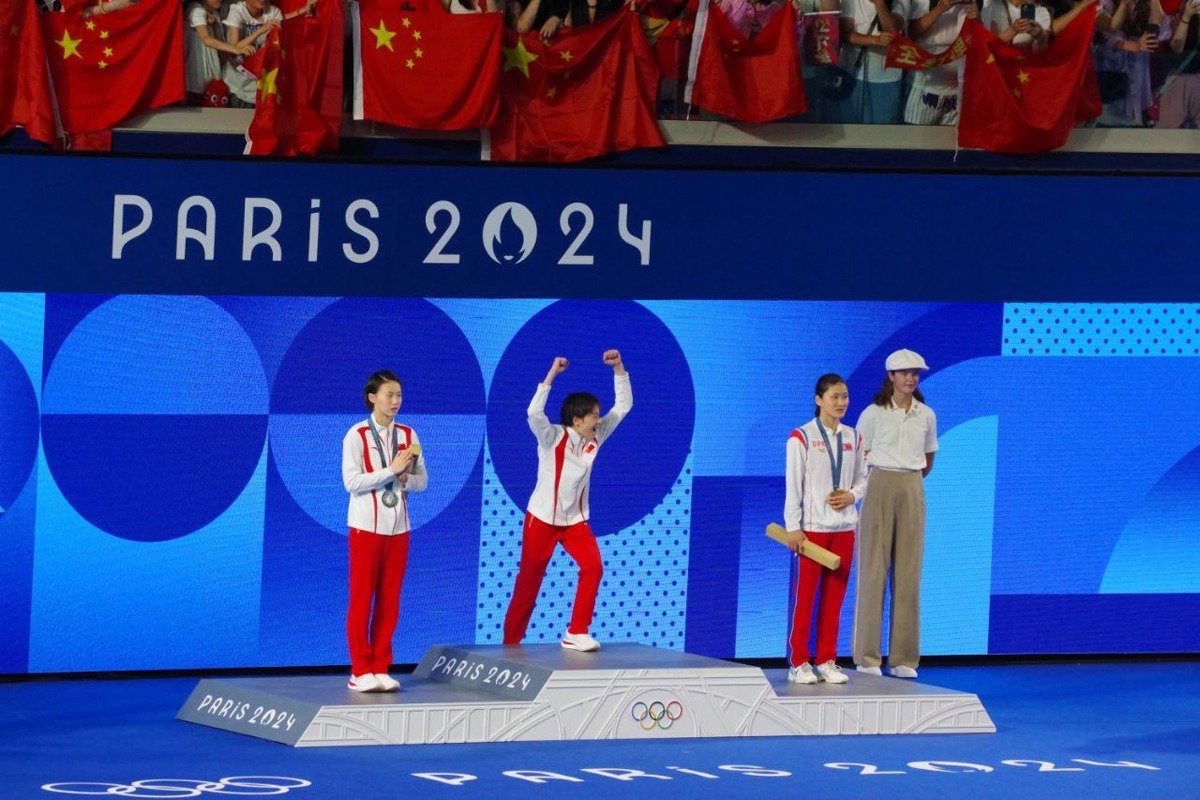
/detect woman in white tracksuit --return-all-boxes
[783,373,868,686]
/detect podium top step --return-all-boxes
[444,643,746,672]
[412,642,755,701]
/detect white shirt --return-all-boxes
[907,0,968,90]
[223,2,283,42]
[526,373,632,526]
[841,0,912,83]
[342,417,428,535]
[855,398,938,472]
[784,419,869,533]
[981,0,1050,48]
[185,3,223,94]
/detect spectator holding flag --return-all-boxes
[836,0,911,122]
[222,0,316,106]
[904,0,975,124]
[794,0,841,122]
[513,0,565,38]
[186,0,255,105]
[982,0,1050,51]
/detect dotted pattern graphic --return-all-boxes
[475,447,692,649]
[1002,304,1200,356]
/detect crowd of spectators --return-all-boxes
[42,0,1200,128]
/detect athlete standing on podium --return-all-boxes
[503,350,632,652]
[783,373,868,686]
[341,370,428,692]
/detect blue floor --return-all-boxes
[3,662,1198,799]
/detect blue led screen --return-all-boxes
[0,153,1197,673]
[1,295,1198,673]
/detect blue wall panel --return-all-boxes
[0,154,1197,672]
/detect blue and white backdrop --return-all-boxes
[0,154,1196,673]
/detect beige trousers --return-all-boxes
[852,468,925,669]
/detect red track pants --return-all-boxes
[347,527,410,676]
[788,530,855,666]
[503,512,603,644]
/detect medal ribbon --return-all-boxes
[815,417,843,491]
[366,417,396,495]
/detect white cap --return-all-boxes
[885,349,929,371]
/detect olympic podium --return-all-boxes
[177,643,995,746]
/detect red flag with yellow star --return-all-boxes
[957,9,1099,154]
[40,0,183,136]
[1,0,55,144]
[488,9,665,162]
[353,0,503,131]
[640,0,696,80]
[686,0,804,123]
[247,5,344,156]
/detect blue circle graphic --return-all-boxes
[0,342,39,511]
[487,300,694,535]
[271,298,486,533]
[42,296,268,542]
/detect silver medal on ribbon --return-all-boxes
[381,489,399,508]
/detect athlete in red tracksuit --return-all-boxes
[502,350,632,652]
[341,369,428,693]
[783,373,868,685]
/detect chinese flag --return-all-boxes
[247,4,344,156]
[489,10,665,163]
[354,0,502,131]
[40,0,184,136]
[687,0,804,123]
[640,0,696,80]
[957,9,1099,154]
[1,0,55,144]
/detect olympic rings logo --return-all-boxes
[41,776,312,797]
[630,699,684,731]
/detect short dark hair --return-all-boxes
[813,373,846,418]
[363,370,402,411]
[560,392,600,426]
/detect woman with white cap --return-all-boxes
[852,349,938,679]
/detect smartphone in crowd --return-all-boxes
[1019,3,1037,20]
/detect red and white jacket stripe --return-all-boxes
[784,419,868,533]
[525,372,632,527]
[342,418,428,535]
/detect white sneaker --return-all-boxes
[788,663,818,684]
[348,673,381,692]
[816,661,848,684]
[888,665,918,679]
[561,631,601,652]
[856,665,883,676]
[374,673,401,692]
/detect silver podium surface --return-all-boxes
[177,643,995,746]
